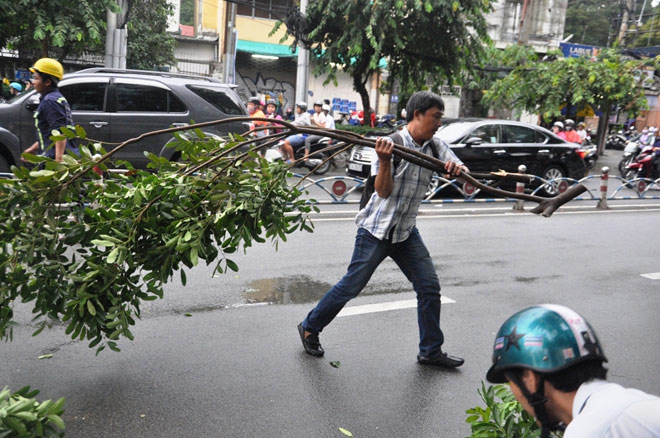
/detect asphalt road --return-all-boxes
[2,206,660,438]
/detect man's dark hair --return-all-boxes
[506,360,608,393]
[36,71,59,89]
[405,91,444,122]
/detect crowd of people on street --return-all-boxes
[551,119,590,144]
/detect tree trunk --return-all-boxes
[596,104,611,156]
[353,73,372,127]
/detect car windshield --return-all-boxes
[186,85,245,115]
[435,122,473,143]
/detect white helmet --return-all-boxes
[553,121,564,129]
[322,104,331,111]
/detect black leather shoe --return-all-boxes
[298,323,324,357]
[417,352,464,368]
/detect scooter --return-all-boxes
[623,145,660,183]
[619,140,641,175]
[606,131,628,150]
[265,137,336,175]
[577,144,597,169]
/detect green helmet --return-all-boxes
[487,304,607,384]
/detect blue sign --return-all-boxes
[15,69,30,81]
[560,43,600,59]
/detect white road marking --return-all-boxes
[337,297,455,318]
[311,207,660,221]
[641,272,660,280]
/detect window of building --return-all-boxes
[180,0,194,26]
[237,0,288,20]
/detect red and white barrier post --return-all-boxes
[513,164,527,212]
[597,166,609,210]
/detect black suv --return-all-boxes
[0,68,247,171]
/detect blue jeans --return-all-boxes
[302,227,444,357]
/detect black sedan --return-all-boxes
[345,119,587,196]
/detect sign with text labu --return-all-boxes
[560,43,600,59]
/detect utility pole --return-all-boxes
[617,0,636,46]
[295,0,309,105]
[223,2,237,83]
[105,0,128,69]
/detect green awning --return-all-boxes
[236,40,298,58]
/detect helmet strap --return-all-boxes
[508,373,564,438]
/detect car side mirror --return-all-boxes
[465,136,483,147]
[25,94,40,112]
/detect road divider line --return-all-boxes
[337,297,455,317]
[641,272,660,280]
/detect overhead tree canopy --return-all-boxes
[126,0,177,70]
[0,0,119,58]
[277,0,492,120]
[483,48,654,154]
[563,0,620,47]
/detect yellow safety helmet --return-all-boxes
[30,58,64,81]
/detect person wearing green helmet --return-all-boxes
[487,304,660,438]
[22,58,78,162]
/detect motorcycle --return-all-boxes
[577,144,597,169]
[605,131,628,150]
[265,136,339,175]
[623,144,660,184]
[619,140,641,175]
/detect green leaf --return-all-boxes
[87,300,96,316]
[107,247,119,264]
[38,354,53,360]
[184,312,192,317]
[338,427,353,436]
[330,361,341,368]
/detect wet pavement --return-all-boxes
[2,207,660,437]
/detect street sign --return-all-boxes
[463,182,476,196]
[332,180,347,196]
[557,181,569,193]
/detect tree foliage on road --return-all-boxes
[0,125,315,353]
[278,0,492,119]
[483,49,653,152]
[0,0,119,58]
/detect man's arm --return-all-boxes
[54,139,66,162]
[374,137,394,198]
[21,141,40,161]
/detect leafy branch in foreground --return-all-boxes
[0,126,316,353]
[465,383,562,438]
[0,386,65,437]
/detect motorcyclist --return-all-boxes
[247,96,267,138]
[9,82,22,97]
[552,121,567,140]
[639,128,650,146]
[303,103,335,163]
[576,122,589,144]
[264,98,283,136]
[487,304,660,438]
[564,119,582,144]
[280,101,311,162]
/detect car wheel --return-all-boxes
[312,153,331,175]
[541,165,565,196]
[425,172,440,198]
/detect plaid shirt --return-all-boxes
[355,127,462,243]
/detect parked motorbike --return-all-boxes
[619,140,641,175]
[605,131,628,150]
[623,144,660,183]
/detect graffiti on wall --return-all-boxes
[236,72,295,111]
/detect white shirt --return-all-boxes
[293,111,311,127]
[324,113,335,130]
[565,380,660,438]
[355,127,461,243]
[311,111,326,126]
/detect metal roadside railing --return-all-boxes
[2,166,659,210]
[289,166,660,208]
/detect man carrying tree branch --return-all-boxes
[298,91,469,368]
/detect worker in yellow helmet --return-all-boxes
[22,58,79,162]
